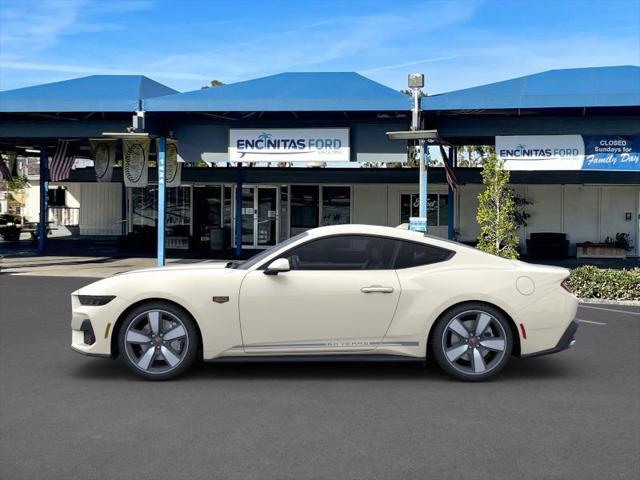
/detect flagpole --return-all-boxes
[38,144,48,254]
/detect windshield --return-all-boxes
[234,231,309,270]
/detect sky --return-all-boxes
[0,0,639,94]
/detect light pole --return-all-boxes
[408,73,427,223]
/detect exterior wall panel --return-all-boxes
[524,186,563,236]
[599,186,639,256]
[352,185,388,226]
[79,183,122,235]
[563,186,599,255]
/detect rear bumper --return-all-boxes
[520,319,579,358]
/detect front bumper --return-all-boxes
[70,294,127,357]
[521,319,579,358]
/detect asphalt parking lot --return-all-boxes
[0,275,638,480]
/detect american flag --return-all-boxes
[49,140,78,182]
[0,157,12,181]
[439,145,458,190]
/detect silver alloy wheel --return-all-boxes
[123,309,189,375]
[441,309,507,376]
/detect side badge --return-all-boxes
[212,296,229,304]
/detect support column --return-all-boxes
[38,145,48,254]
[418,140,428,226]
[447,146,456,240]
[235,163,243,257]
[157,137,166,267]
[121,182,127,236]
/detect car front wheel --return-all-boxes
[431,303,513,381]
[118,301,199,380]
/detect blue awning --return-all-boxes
[422,66,640,111]
[145,72,411,112]
[0,75,178,113]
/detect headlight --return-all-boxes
[78,295,115,306]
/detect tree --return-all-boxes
[476,153,519,259]
[5,175,30,215]
[456,145,495,167]
[201,80,225,89]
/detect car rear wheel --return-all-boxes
[118,301,198,380]
[431,303,513,381]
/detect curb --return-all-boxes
[579,298,640,307]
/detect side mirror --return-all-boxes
[264,258,290,275]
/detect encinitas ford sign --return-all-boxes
[497,135,585,170]
[497,135,640,171]
[229,128,350,162]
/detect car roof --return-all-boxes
[305,224,469,252]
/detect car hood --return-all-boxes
[73,262,234,297]
[115,262,229,276]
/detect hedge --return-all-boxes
[568,266,640,301]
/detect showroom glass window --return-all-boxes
[290,186,319,236]
[193,185,222,249]
[131,187,157,229]
[321,186,351,226]
[131,186,191,239]
[400,193,448,226]
[279,186,289,242]
[165,187,191,249]
[47,187,66,207]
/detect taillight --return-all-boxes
[561,277,572,294]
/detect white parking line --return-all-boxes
[579,304,640,316]
[577,319,607,326]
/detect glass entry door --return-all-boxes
[257,188,278,246]
[238,186,279,248]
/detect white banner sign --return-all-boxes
[90,139,116,182]
[123,138,150,187]
[497,135,585,170]
[229,128,350,162]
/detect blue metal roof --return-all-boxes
[0,75,178,113]
[145,72,411,112]
[422,66,640,111]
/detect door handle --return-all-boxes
[361,285,394,294]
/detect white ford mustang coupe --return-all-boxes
[71,224,579,381]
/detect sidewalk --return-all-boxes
[0,255,225,278]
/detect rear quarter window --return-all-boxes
[394,240,454,269]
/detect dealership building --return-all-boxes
[0,66,639,259]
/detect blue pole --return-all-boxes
[447,146,455,240]
[235,163,243,257]
[38,145,48,254]
[157,137,166,267]
[419,140,428,231]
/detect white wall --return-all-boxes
[562,186,599,254]
[64,183,81,208]
[457,184,483,242]
[524,186,563,233]
[456,183,640,256]
[352,184,388,226]
[600,187,639,254]
[22,182,41,222]
[78,182,122,235]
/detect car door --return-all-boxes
[238,235,402,354]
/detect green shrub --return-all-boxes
[568,266,640,301]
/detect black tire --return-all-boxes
[118,301,199,380]
[431,302,513,382]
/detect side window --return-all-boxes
[279,235,400,271]
[394,240,454,269]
